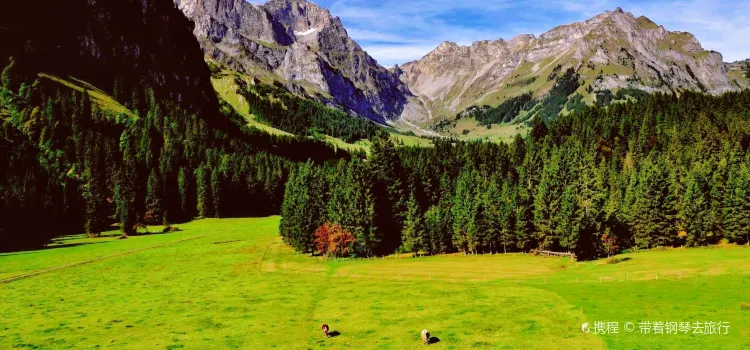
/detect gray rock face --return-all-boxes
[178,2,743,127]
[175,0,414,123]
[401,9,741,122]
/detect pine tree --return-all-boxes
[534,148,563,249]
[723,164,750,244]
[178,167,190,220]
[279,163,328,254]
[681,167,713,246]
[115,129,138,235]
[424,205,441,255]
[368,132,406,254]
[195,164,213,218]
[631,160,678,248]
[326,160,377,257]
[498,180,516,253]
[145,168,164,224]
[210,165,222,218]
[83,129,108,237]
[481,178,503,253]
[465,187,484,254]
[577,157,608,258]
[514,166,535,251]
[401,191,425,254]
[452,170,476,253]
[556,184,581,252]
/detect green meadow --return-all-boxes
[1,217,748,349]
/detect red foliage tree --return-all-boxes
[601,231,619,257]
[314,222,333,255]
[314,222,356,257]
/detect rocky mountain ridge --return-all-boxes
[175,0,426,123]
[400,7,744,121]
[176,1,748,129]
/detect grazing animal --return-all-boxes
[322,324,331,338]
[421,329,430,345]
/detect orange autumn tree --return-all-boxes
[314,223,356,257]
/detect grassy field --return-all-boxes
[444,119,529,143]
[1,217,748,349]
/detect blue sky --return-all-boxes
[249,0,750,67]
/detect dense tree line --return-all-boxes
[469,93,536,126]
[595,88,651,106]
[0,0,351,250]
[236,78,381,143]
[281,90,750,259]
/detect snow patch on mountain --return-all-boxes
[294,27,319,36]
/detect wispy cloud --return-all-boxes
[249,0,749,66]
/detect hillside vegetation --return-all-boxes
[282,90,750,259]
[0,0,352,250]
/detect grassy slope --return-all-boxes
[727,70,750,90]
[211,72,426,153]
[210,74,292,136]
[445,118,529,143]
[391,133,434,147]
[1,217,748,349]
[39,74,137,118]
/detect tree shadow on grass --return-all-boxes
[0,241,112,256]
[128,231,169,237]
[605,256,632,264]
[428,337,440,344]
[329,331,341,338]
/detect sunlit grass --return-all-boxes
[39,73,137,119]
[1,217,747,349]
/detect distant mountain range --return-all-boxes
[176,0,750,132]
[401,8,749,122]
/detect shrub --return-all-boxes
[604,256,632,264]
[601,232,620,257]
[162,224,181,233]
[314,222,356,257]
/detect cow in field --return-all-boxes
[421,329,430,345]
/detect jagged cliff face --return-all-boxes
[175,0,420,123]
[176,2,744,128]
[401,8,740,121]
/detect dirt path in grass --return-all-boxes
[0,227,235,284]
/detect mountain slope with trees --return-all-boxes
[0,0,349,250]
